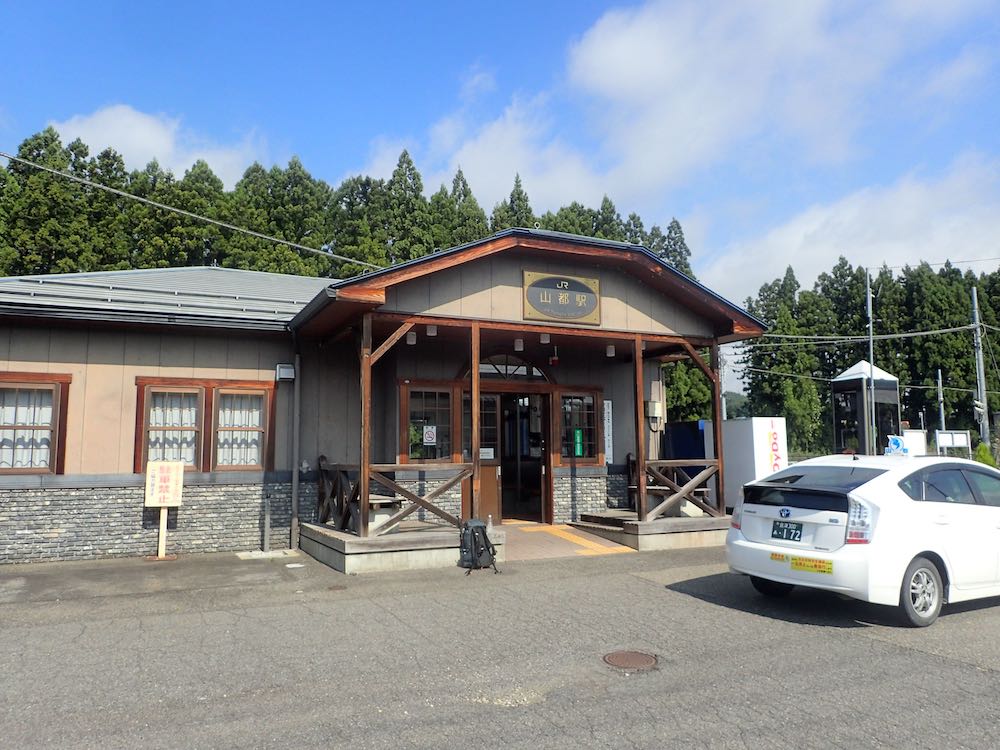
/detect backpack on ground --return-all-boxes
[459,519,499,574]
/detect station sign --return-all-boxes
[523,271,600,325]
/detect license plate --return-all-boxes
[771,520,802,541]
[791,556,833,574]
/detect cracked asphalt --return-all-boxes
[2,547,1000,749]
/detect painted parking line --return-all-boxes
[520,524,634,555]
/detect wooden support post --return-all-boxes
[470,321,481,520]
[710,343,725,514]
[359,313,372,537]
[633,334,648,521]
[157,507,168,558]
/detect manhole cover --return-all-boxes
[603,650,658,673]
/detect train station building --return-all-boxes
[0,229,764,569]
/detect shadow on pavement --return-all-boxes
[666,572,901,629]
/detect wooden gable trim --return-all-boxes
[334,234,764,336]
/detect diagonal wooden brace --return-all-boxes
[373,468,472,535]
[646,465,720,520]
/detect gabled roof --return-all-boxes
[833,360,899,383]
[292,228,766,342]
[0,266,334,331]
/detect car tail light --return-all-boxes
[730,504,742,530]
[846,497,873,544]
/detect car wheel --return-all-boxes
[899,557,943,627]
[750,576,794,597]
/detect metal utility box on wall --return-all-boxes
[703,417,789,511]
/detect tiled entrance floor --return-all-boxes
[500,520,634,561]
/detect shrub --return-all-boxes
[974,442,996,467]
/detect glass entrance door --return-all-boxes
[500,393,548,522]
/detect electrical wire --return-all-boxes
[877,256,1000,271]
[760,324,974,341]
[729,362,1000,396]
[0,150,383,270]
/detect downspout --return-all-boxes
[290,330,302,548]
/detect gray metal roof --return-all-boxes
[0,266,335,331]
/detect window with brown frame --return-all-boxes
[146,387,203,467]
[407,389,452,461]
[137,379,273,472]
[0,383,60,472]
[560,393,597,459]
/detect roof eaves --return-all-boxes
[288,285,339,331]
[0,304,291,331]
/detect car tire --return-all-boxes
[899,556,943,627]
[750,576,794,597]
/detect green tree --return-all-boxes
[663,218,693,276]
[624,212,645,245]
[384,150,432,264]
[450,168,489,245]
[330,175,390,276]
[491,174,534,231]
[593,196,625,241]
[428,184,458,252]
[5,127,94,274]
[539,202,595,235]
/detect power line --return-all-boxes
[878,256,1000,271]
[730,363,1000,396]
[760,324,973,341]
[0,150,383,271]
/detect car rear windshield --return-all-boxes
[759,465,886,492]
[742,485,849,513]
[742,465,887,513]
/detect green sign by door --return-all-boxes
[573,428,584,457]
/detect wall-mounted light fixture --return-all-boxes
[606,344,616,358]
[426,324,437,337]
[646,400,664,432]
[406,331,417,345]
[514,338,524,352]
[540,333,550,344]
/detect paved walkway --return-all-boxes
[500,520,632,561]
[4,546,1000,748]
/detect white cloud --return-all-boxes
[369,0,992,218]
[460,65,496,102]
[50,104,264,188]
[698,154,1000,305]
[425,96,604,212]
[566,0,989,189]
[921,45,992,99]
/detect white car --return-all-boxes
[726,454,1000,626]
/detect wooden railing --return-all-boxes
[316,458,361,531]
[645,459,722,520]
[317,456,471,537]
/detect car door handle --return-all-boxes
[934,516,950,525]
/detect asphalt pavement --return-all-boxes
[2,547,1000,749]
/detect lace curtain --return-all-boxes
[216,392,264,467]
[148,391,199,464]
[0,388,53,469]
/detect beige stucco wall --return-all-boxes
[381,254,714,338]
[0,325,294,474]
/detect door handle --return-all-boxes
[934,516,950,525]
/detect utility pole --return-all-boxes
[866,269,877,455]
[972,287,990,445]
[937,368,946,431]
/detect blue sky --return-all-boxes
[3,1,1000,305]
